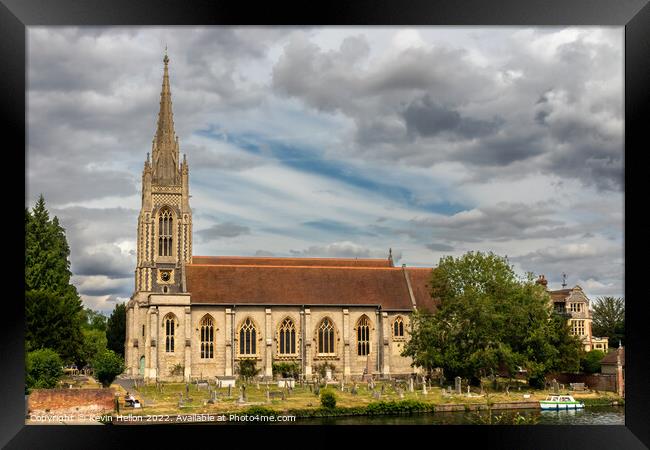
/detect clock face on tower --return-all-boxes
[160,271,171,282]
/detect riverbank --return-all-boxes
[108,381,623,424]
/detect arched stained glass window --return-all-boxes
[278,318,296,354]
[393,316,405,338]
[357,316,370,356]
[318,318,335,354]
[164,314,176,352]
[239,318,257,355]
[200,315,214,359]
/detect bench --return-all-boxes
[569,382,587,391]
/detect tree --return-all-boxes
[92,349,125,387]
[402,251,583,386]
[592,296,625,346]
[25,196,84,364]
[580,350,606,374]
[25,290,84,364]
[80,308,108,332]
[26,348,63,390]
[106,303,127,357]
[80,328,108,368]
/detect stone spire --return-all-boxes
[151,49,180,185]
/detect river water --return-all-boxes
[290,406,624,425]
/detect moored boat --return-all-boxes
[540,394,585,410]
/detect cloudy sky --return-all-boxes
[26,27,624,315]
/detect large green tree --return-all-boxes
[592,296,625,346]
[25,195,84,364]
[402,251,583,387]
[106,303,127,357]
[80,308,108,332]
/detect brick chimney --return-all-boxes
[536,274,548,289]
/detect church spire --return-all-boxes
[151,49,180,185]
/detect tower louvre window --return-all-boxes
[158,209,173,257]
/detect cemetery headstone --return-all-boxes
[455,376,462,394]
[409,377,414,392]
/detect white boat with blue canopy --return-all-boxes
[540,395,585,410]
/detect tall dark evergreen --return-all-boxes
[25,195,84,364]
[106,303,126,357]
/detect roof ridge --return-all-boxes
[188,264,409,270]
[193,255,389,261]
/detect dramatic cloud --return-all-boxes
[197,222,251,241]
[27,27,624,312]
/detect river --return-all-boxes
[288,406,624,425]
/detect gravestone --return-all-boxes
[552,379,559,394]
[455,376,462,394]
[409,377,414,392]
[422,383,428,395]
[381,384,385,394]
[178,393,184,408]
[447,386,452,394]
[227,385,232,398]
[309,384,313,393]
[351,384,358,395]
[238,385,247,404]
[467,385,471,396]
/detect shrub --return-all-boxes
[320,389,337,408]
[243,406,278,416]
[92,349,125,387]
[272,362,300,378]
[313,362,336,379]
[26,348,63,390]
[238,359,261,380]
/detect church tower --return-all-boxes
[135,51,192,295]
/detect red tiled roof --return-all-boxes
[192,255,393,268]
[405,268,438,313]
[549,289,572,302]
[601,348,624,365]
[186,259,434,310]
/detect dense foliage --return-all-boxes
[26,348,64,390]
[580,350,606,374]
[238,359,261,380]
[402,252,583,386]
[81,308,107,332]
[92,349,125,387]
[25,196,84,364]
[320,389,337,408]
[592,296,625,346]
[80,328,108,368]
[272,362,300,378]
[106,303,127,357]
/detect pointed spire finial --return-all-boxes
[163,45,169,65]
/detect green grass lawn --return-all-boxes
[111,380,622,416]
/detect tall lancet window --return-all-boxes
[318,318,336,354]
[239,318,257,356]
[278,318,296,355]
[356,316,370,356]
[200,315,214,359]
[158,209,173,257]
[164,314,176,352]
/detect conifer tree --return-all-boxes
[25,195,84,364]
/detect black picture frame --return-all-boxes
[3,0,648,448]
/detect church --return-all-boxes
[124,54,436,382]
